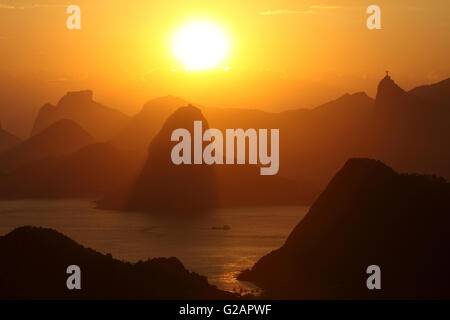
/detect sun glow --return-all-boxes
[173,21,229,71]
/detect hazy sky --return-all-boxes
[1,0,449,136]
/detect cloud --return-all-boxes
[259,4,342,16]
[309,5,343,9]
[0,2,65,10]
[259,9,313,16]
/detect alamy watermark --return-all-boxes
[66,265,81,290]
[366,265,381,290]
[170,121,279,175]
[66,5,81,30]
[367,5,382,30]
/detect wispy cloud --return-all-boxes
[310,5,342,9]
[259,9,313,16]
[0,2,65,10]
[259,4,342,16]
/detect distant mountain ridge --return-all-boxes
[0,122,21,153]
[126,105,219,212]
[113,95,190,151]
[32,90,130,141]
[111,75,450,192]
[0,143,137,199]
[1,74,449,205]
[0,119,94,172]
[99,105,317,212]
[409,78,450,106]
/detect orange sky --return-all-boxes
[0,0,449,136]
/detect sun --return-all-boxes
[173,21,229,71]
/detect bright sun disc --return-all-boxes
[173,21,229,71]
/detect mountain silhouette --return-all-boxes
[276,75,450,189]
[239,158,450,299]
[0,226,233,299]
[0,119,94,172]
[32,90,130,141]
[375,74,414,108]
[409,78,450,106]
[124,105,219,213]
[0,122,21,152]
[113,95,190,152]
[3,74,449,205]
[368,76,450,180]
[275,91,375,188]
[107,75,450,200]
[0,143,137,199]
[215,165,317,207]
[100,105,318,211]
